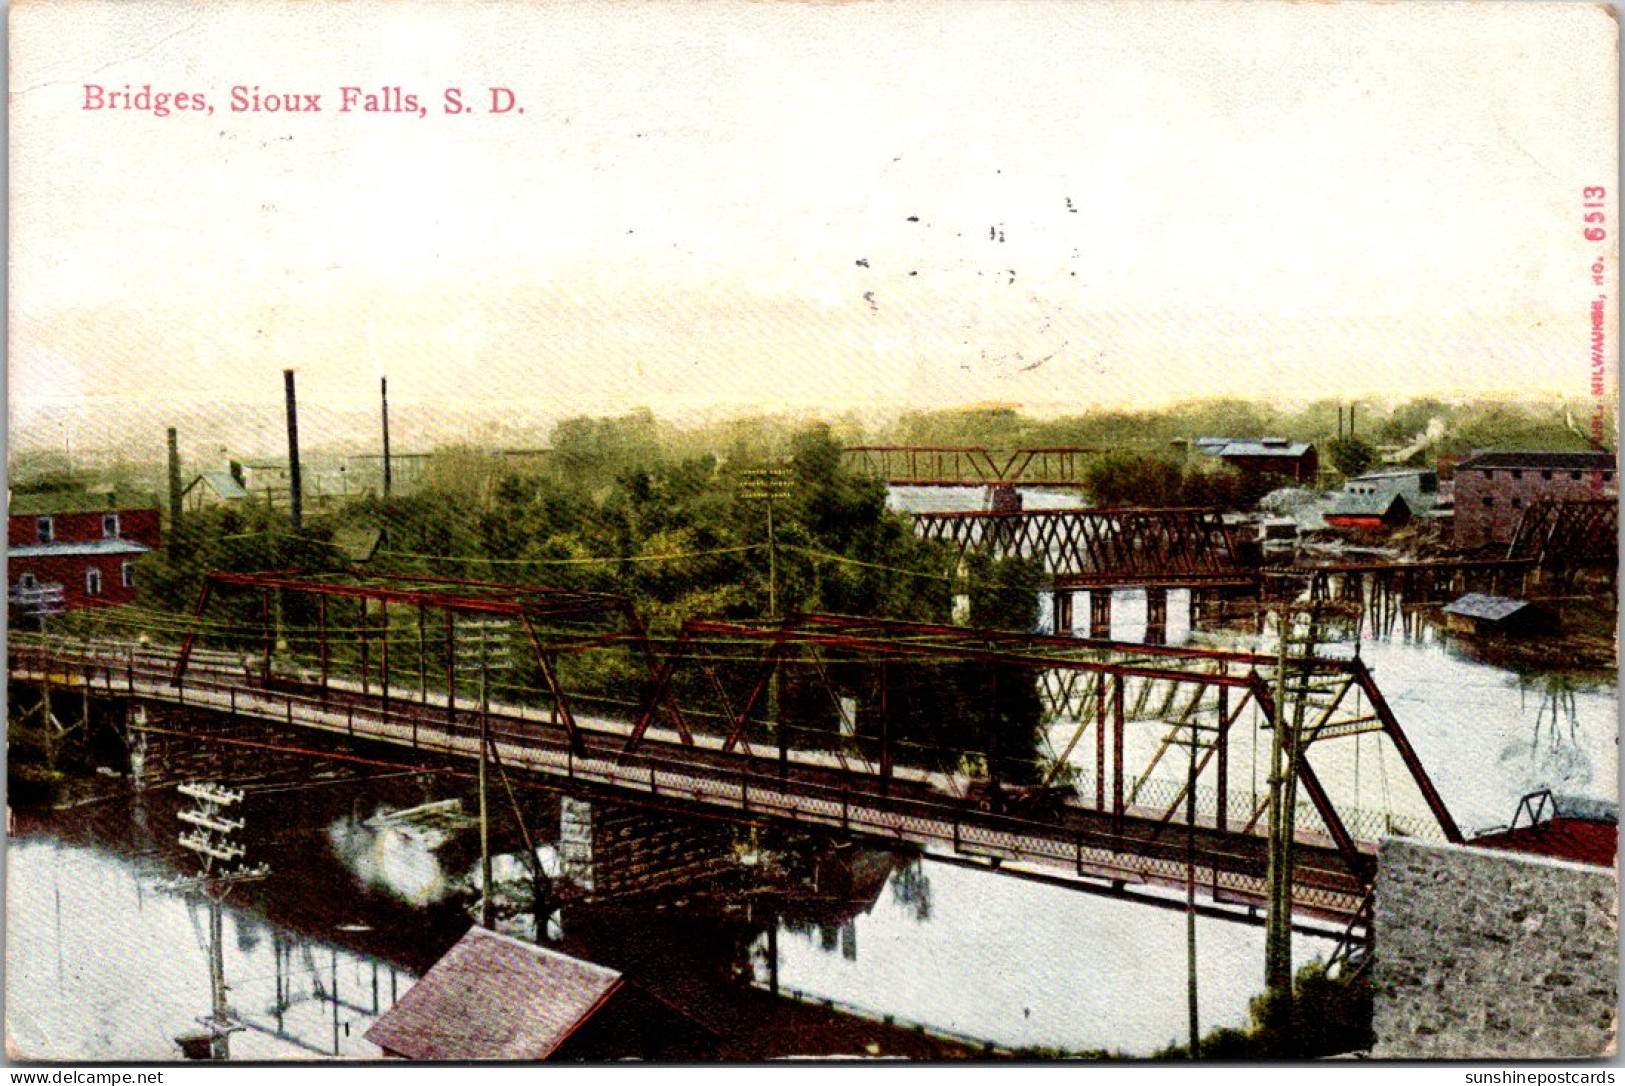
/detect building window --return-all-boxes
[102,513,120,538]
[1510,470,1522,481]
[1541,470,1553,481]
[121,562,135,588]
[85,568,103,597]
[36,517,53,543]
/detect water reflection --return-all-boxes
[764,856,1334,1055]
[326,816,455,908]
[6,834,411,1061]
[1038,588,1195,645]
[1187,605,1617,835]
[7,577,1615,1060]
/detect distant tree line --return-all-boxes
[878,395,1612,464]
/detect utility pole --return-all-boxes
[167,427,185,535]
[380,375,393,499]
[741,467,795,774]
[740,467,794,620]
[1264,604,1319,1007]
[457,617,513,927]
[168,782,269,1061]
[1186,714,1200,1058]
[479,658,492,928]
[284,369,304,531]
[1265,614,1293,1001]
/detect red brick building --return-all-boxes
[8,499,161,617]
[1451,451,1617,550]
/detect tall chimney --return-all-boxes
[381,375,393,498]
[167,427,184,531]
[284,369,303,530]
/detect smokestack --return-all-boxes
[381,376,393,498]
[284,369,303,530]
[167,427,183,531]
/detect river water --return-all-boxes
[762,589,1616,1055]
[6,574,1616,1059]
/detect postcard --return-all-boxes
[7,0,1618,1066]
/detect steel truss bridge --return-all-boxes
[843,446,1104,488]
[1261,494,1619,605]
[10,572,1466,934]
[1506,499,1618,569]
[1260,558,1540,605]
[913,507,1252,590]
[913,497,1617,599]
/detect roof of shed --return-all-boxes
[1195,438,1314,459]
[1326,492,1410,518]
[364,927,624,1061]
[191,471,250,500]
[1441,593,1532,622]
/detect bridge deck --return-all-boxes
[13,645,1373,924]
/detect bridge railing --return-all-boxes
[8,634,1442,845]
[10,643,1374,922]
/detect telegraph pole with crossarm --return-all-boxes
[167,782,269,1060]
[740,467,795,773]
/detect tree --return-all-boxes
[1084,452,1267,510]
[1084,453,1186,507]
[1326,437,1377,479]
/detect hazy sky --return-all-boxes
[9,1,1619,447]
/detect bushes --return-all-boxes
[1154,959,1373,1060]
[1083,452,1263,510]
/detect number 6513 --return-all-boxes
[1584,186,1607,241]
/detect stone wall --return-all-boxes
[1372,838,1617,1059]
[559,798,735,901]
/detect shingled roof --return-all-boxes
[365,927,623,1060]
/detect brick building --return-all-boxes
[1451,451,1616,549]
[8,496,161,617]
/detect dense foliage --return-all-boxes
[66,416,1045,776]
[880,396,1611,464]
[1326,436,1378,479]
[22,393,1609,786]
[1154,960,1374,1060]
[1081,451,1272,508]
